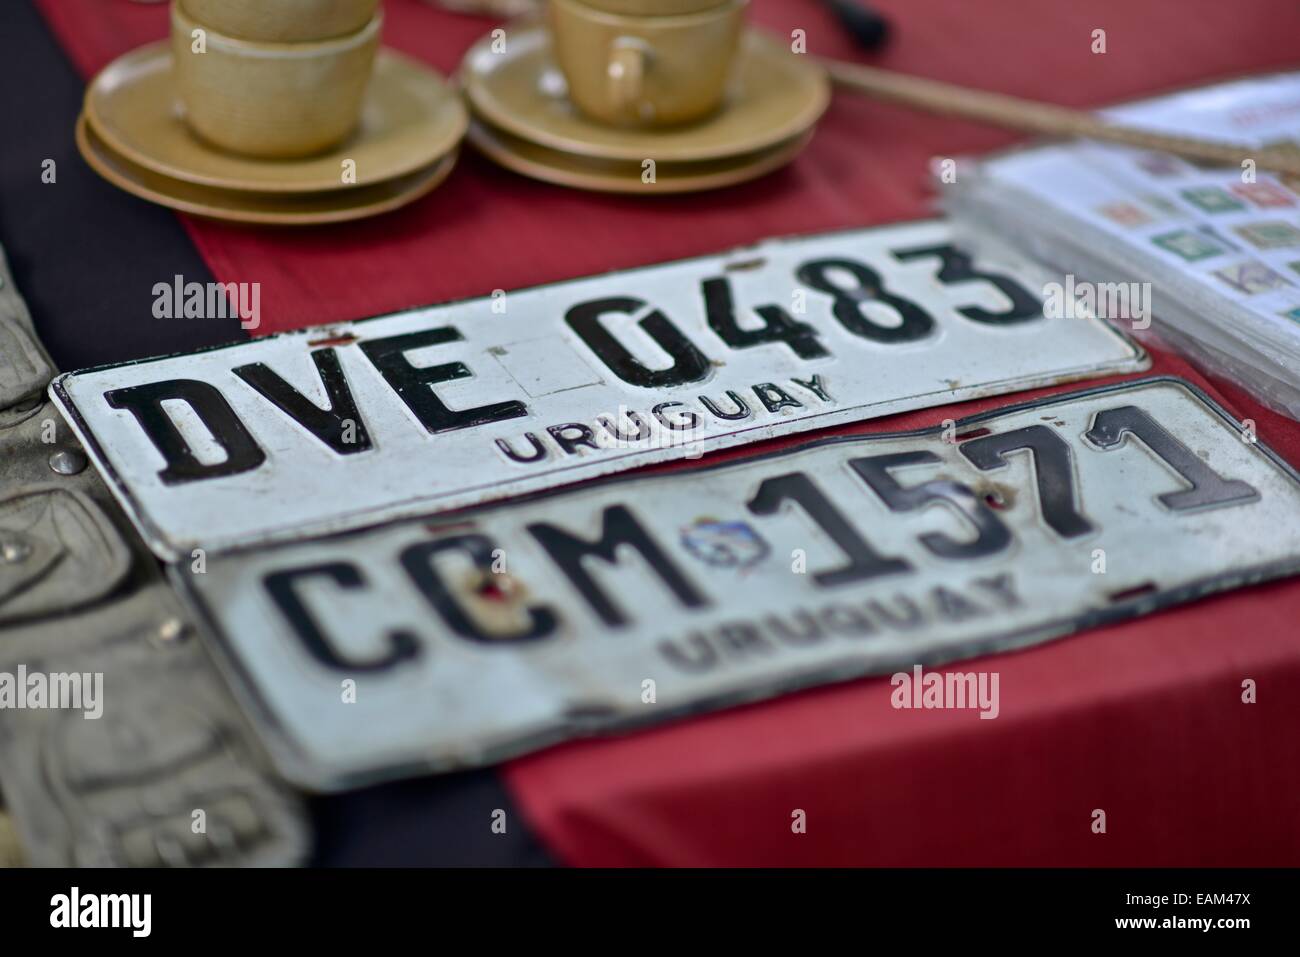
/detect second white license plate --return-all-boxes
[175,378,1300,789]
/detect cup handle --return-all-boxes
[608,38,649,116]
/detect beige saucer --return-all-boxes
[77,114,455,225]
[85,42,467,193]
[460,23,828,165]
[469,117,812,193]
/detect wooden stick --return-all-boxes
[820,57,1300,178]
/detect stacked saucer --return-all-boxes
[460,22,828,194]
[78,2,466,225]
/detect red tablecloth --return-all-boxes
[37,0,1300,865]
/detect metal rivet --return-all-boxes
[0,540,31,563]
[48,449,88,475]
[157,617,188,643]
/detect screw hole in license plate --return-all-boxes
[724,257,767,273]
[1107,582,1158,603]
[307,333,359,348]
[562,704,622,726]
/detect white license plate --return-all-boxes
[174,379,1300,789]
[51,220,1145,560]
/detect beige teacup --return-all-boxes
[548,0,748,127]
[180,0,379,44]
[171,2,381,158]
